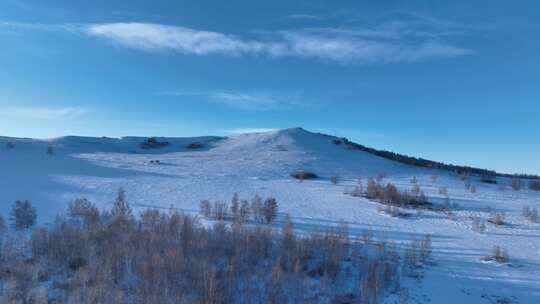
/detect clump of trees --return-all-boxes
[200,193,279,224]
[360,178,430,208]
[0,191,430,304]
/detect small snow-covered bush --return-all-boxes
[10,200,37,230]
[290,170,318,181]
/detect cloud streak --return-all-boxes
[2,106,85,120]
[83,22,472,64]
[159,90,303,111]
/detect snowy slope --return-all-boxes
[1,128,539,303]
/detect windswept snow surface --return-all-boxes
[1,128,539,303]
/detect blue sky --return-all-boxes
[1,0,539,174]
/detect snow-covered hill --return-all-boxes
[1,128,539,303]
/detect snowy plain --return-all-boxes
[0,128,539,303]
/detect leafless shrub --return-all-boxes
[46,146,54,155]
[522,206,539,223]
[0,193,427,303]
[410,176,418,184]
[471,217,486,233]
[403,235,432,276]
[469,185,476,193]
[6,142,14,149]
[482,246,509,264]
[438,186,448,196]
[529,180,540,191]
[68,198,99,226]
[430,175,438,183]
[330,175,339,185]
[487,212,506,226]
[10,200,37,230]
[213,201,229,220]
[375,172,387,182]
[291,170,318,181]
[511,178,522,191]
[349,179,364,197]
[378,205,408,218]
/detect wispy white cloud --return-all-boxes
[225,128,278,134]
[1,106,85,120]
[82,22,472,64]
[158,90,303,111]
[285,14,323,20]
[1,18,474,64]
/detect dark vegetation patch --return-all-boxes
[291,170,318,181]
[140,137,170,149]
[186,142,203,149]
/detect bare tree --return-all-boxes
[10,200,37,230]
[511,178,522,191]
[200,200,211,218]
[111,188,133,224]
[263,198,278,224]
